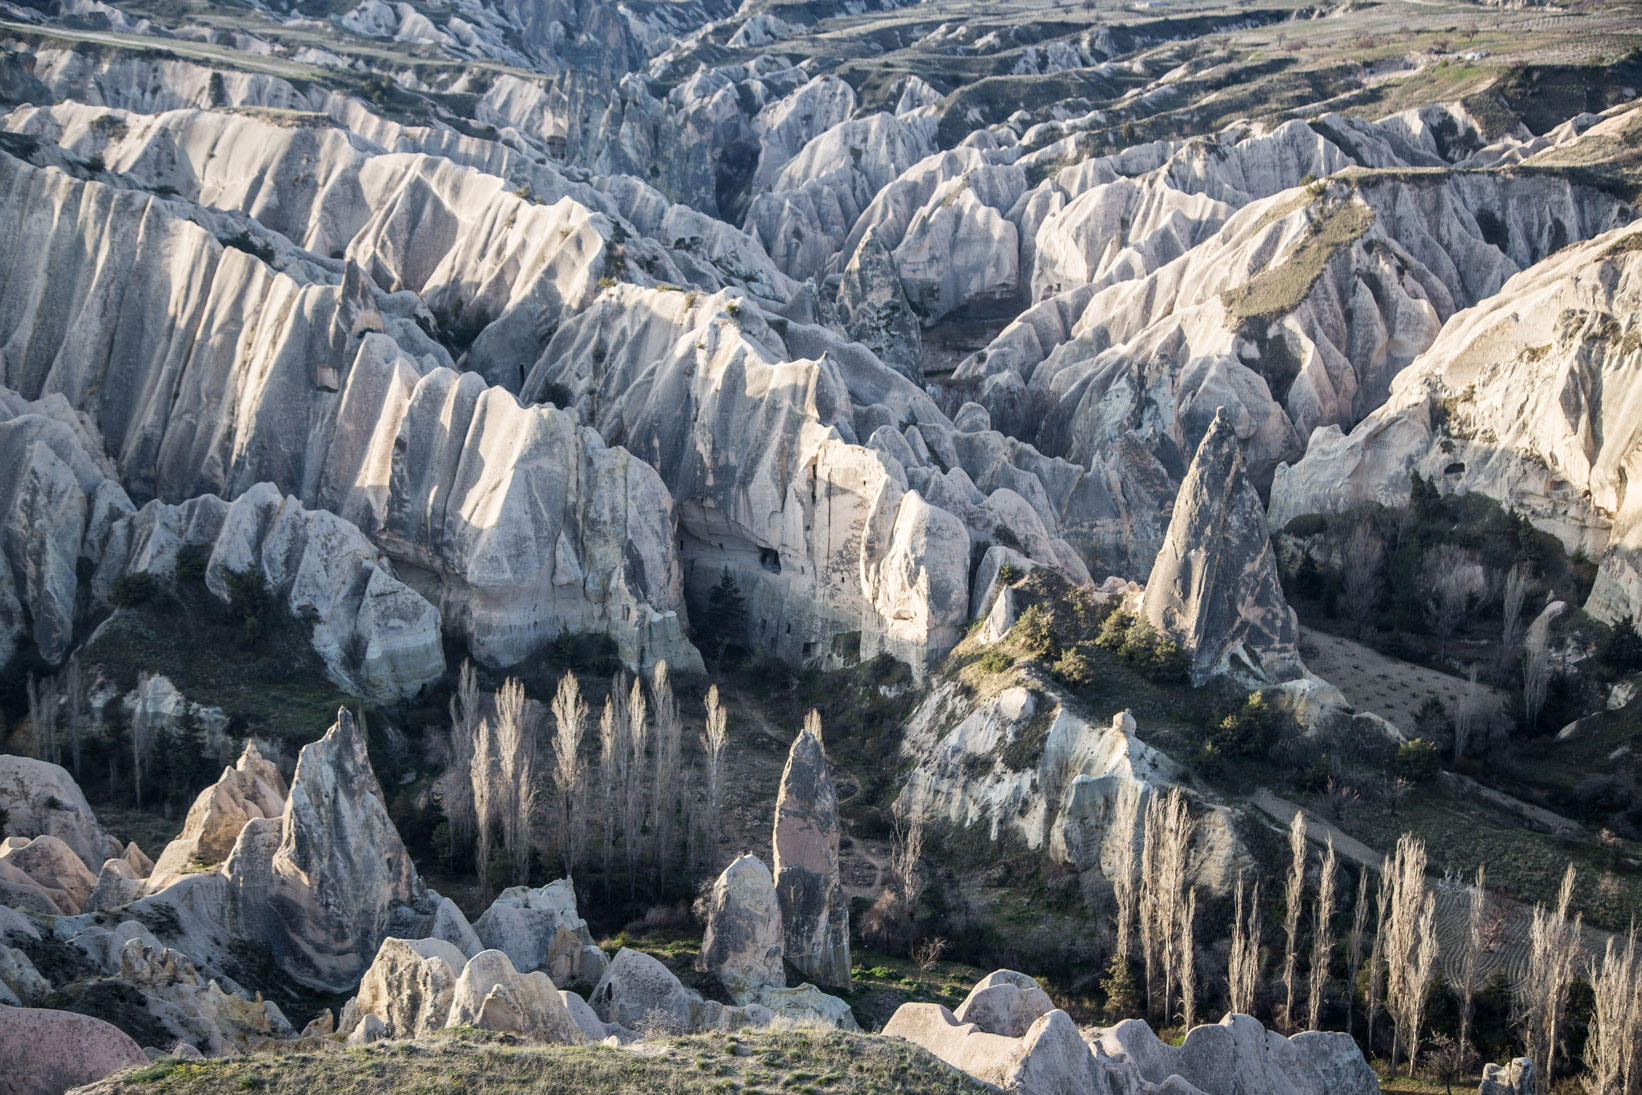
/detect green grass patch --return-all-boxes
[1222,188,1374,325]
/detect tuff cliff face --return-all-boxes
[1143,409,1304,686]
[772,730,850,988]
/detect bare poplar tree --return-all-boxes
[1308,836,1337,1031]
[1423,544,1480,659]
[549,673,587,880]
[1367,863,1392,1055]
[471,715,497,900]
[1144,789,1195,1026]
[1282,811,1307,1032]
[891,807,926,912]
[1228,876,1261,1016]
[609,672,631,881]
[626,675,649,894]
[1340,519,1385,639]
[1584,927,1639,1095]
[1110,786,1140,967]
[63,655,88,779]
[1385,834,1439,1075]
[27,673,60,765]
[130,675,156,808]
[1181,889,1198,1031]
[1139,793,1160,1019]
[1519,865,1581,1090]
[1457,866,1488,1060]
[1346,868,1370,1036]
[598,698,618,887]
[1502,563,1529,653]
[443,660,481,859]
[1454,668,1481,762]
[650,661,682,885]
[701,684,729,870]
[1523,624,1553,734]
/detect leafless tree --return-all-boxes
[1385,834,1439,1075]
[701,684,729,870]
[891,808,926,910]
[1502,564,1530,654]
[650,661,682,886]
[1309,836,1337,1031]
[1339,519,1385,639]
[1228,876,1261,1016]
[1584,926,1639,1095]
[1423,544,1482,659]
[1142,789,1195,1026]
[912,937,948,983]
[1367,863,1391,1055]
[1457,866,1488,1060]
[1282,811,1307,1032]
[1453,669,1482,763]
[130,674,157,809]
[1523,624,1553,734]
[471,715,497,900]
[1324,777,1361,822]
[1181,889,1198,1030]
[27,673,59,766]
[442,660,481,859]
[803,707,823,752]
[549,673,587,880]
[625,675,649,895]
[1518,865,1582,1091]
[1346,868,1370,1036]
[598,697,618,888]
[1111,786,1140,967]
[63,656,88,779]
[1140,791,1160,1016]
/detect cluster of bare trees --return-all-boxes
[22,658,92,778]
[441,659,734,903]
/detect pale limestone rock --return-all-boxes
[0,1003,147,1094]
[954,970,1054,1037]
[353,936,467,1038]
[1478,1058,1534,1095]
[882,1003,1103,1092]
[698,853,785,994]
[148,742,287,891]
[836,227,922,383]
[772,729,849,988]
[0,835,97,913]
[84,857,144,913]
[738,983,858,1031]
[445,949,583,1043]
[1093,1013,1377,1095]
[472,879,604,987]
[0,755,123,871]
[1142,408,1303,686]
[588,947,692,1033]
[0,945,48,1005]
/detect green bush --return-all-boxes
[975,647,1014,675]
[1209,692,1279,758]
[174,546,209,583]
[110,571,159,608]
[1050,646,1096,687]
[223,567,277,641]
[1392,738,1442,783]
[1011,604,1056,659]
[1599,614,1642,672]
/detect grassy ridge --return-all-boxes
[84,1029,995,1095]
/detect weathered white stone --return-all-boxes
[587,947,692,1033]
[772,729,849,988]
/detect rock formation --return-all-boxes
[1094,1014,1378,1095]
[472,879,606,988]
[147,742,287,890]
[697,853,785,994]
[1478,1058,1535,1095]
[0,754,123,871]
[588,947,693,1034]
[1142,408,1303,686]
[835,228,922,383]
[955,970,1055,1038]
[0,1003,148,1095]
[0,835,96,913]
[771,729,850,988]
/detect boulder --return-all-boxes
[353,936,468,1038]
[473,878,605,986]
[0,944,48,1005]
[84,856,145,913]
[772,729,850,988]
[0,755,123,871]
[739,983,858,1031]
[881,1002,1099,1091]
[148,741,287,890]
[0,835,97,913]
[697,853,785,994]
[445,949,583,1043]
[954,970,1054,1037]
[0,1003,148,1095]
[587,947,692,1034]
[1093,1013,1378,1095]
[1142,408,1303,686]
[1478,1058,1534,1095]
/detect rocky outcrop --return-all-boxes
[0,835,96,914]
[772,729,849,988]
[1268,214,1642,627]
[697,853,785,994]
[588,947,693,1034]
[884,1002,1107,1093]
[0,754,123,871]
[347,937,583,1044]
[1478,1058,1535,1095]
[1094,1014,1378,1095]
[147,741,287,890]
[472,879,606,988]
[0,1003,147,1095]
[1142,409,1302,686]
[836,228,922,383]
[955,970,1054,1038]
[230,708,450,993]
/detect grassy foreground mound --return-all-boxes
[77,1029,994,1095]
